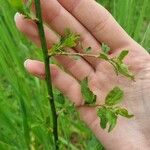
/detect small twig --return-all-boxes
[49,52,99,58]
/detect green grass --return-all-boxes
[0,0,149,150]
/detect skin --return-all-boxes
[15,0,150,149]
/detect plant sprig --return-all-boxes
[49,30,134,80]
[97,87,134,132]
[48,30,135,132]
[80,78,134,132]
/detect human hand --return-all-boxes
[15,0,150,149]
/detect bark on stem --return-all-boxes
[34,0,58,149]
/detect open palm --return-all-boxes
[15,0,150,149]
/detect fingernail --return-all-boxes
[14,12,21,22]
[24,59,31,69]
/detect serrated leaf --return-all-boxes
[9,0,24,13]
[102,43,110,54]
[50,29,80,53]
[117,50,129,62]
[105,87,124,106]
[62,29,80,48]
[97,107,108,129]
[81,77,96,104]
[116,108,134,118]
[106,110,117,132]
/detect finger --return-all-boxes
[24,59,84,106]
[24,59,107,133]
[15,13,93,80]
[58,0,134,50]
[31,0,102,67]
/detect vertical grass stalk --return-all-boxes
[34,0,58,149]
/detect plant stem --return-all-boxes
[34,0,58,149]
[49,52,99,58]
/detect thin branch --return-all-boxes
[49,52,99,58]
[34,0,58,149]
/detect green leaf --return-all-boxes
[62,29,80,48]
[51,29,80,53]
[105,87,124,106]
[117,50,129,62]
[116,62,134,80]
[116,108,134,118]
[111,50,134,80]
[97,107,108,129]
[102,43,110,54]
[99,53,109,61]
[81,77,96,104]
[9,0,24,13]
[51,42,63,53]
[98,107,118,132]
[106,110,117,132]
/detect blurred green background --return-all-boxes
[0,0,149,149]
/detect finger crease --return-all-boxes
[67,0,82,13]
[91,13,111,34]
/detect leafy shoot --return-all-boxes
[97,87,134,132]
[49,30,134,80]
[79,77,134,132]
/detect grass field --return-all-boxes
[0,0,150,149]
